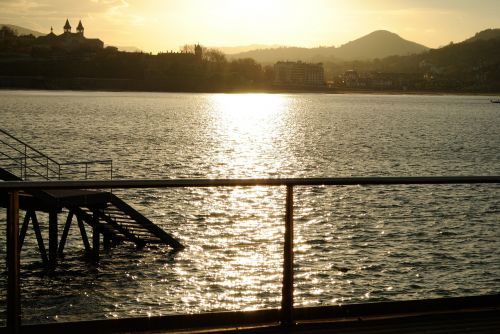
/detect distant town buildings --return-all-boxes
[36,19,104,51]
[338,70,424,90]
[274,61,325,87]
[157,44,203,61]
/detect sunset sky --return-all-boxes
[1,0,499,53]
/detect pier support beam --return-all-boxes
[48,210,58,269]
[7,191,21,334]
[92,210,100,262]
[31,211,49,265]
[58,211,74,256]
[76,214,91,252]
[19,211,30,250]
[19,210,49,265]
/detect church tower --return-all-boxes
[76,20,84,36]
[194,44,203,60]
[63,19,71,33]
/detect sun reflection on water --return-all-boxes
[182,94,290,311]
[210,93,289,178]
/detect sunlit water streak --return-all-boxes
[0,91,499,325]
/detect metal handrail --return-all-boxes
[59,159,113,166]
[3,175,499,332]
[0,128,113,181]
[1,175,498,190]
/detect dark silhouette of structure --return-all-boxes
[36,19,103,51]
[157,43,203,61]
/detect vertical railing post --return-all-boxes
[281,185,294,326]
[7,191,21,334]
[85,163,88,180]
[46,157,49,180]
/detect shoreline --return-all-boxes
[2,87,499,97]
[0,77,499,96]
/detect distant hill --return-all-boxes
[228,46,335,64]
[464,29,500,42]
[230,30,429,63]
[334,30,429,60]
[335,28,500,87]
[216,44,284,54]
[0,24,44,37]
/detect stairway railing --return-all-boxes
[0,128,112,181]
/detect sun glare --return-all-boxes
[223,0,283,17]
[213,93,285,126]
[209,94,288,177]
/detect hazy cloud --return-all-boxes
[0,0,135,20]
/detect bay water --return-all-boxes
[0,90,499,324]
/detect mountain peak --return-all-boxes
[336,30,429,60]
[369,30,397,36]
[228,30,429,63]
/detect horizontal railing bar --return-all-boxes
[1,176,499,191]
[75,170,113,172]
[24,162,59,173]
[60,169,112,173]
[23,166,50,180]
[59,160,113,166]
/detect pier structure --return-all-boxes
[0,128,184,269]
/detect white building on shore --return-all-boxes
[274,61,325,87]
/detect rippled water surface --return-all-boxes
[0,90,499,325]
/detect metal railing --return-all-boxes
[0,128,112,181]
[1,175,499,333]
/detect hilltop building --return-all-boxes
[36,19,103,51]
[274,61,325,87]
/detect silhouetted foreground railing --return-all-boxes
[2,176,500,334]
